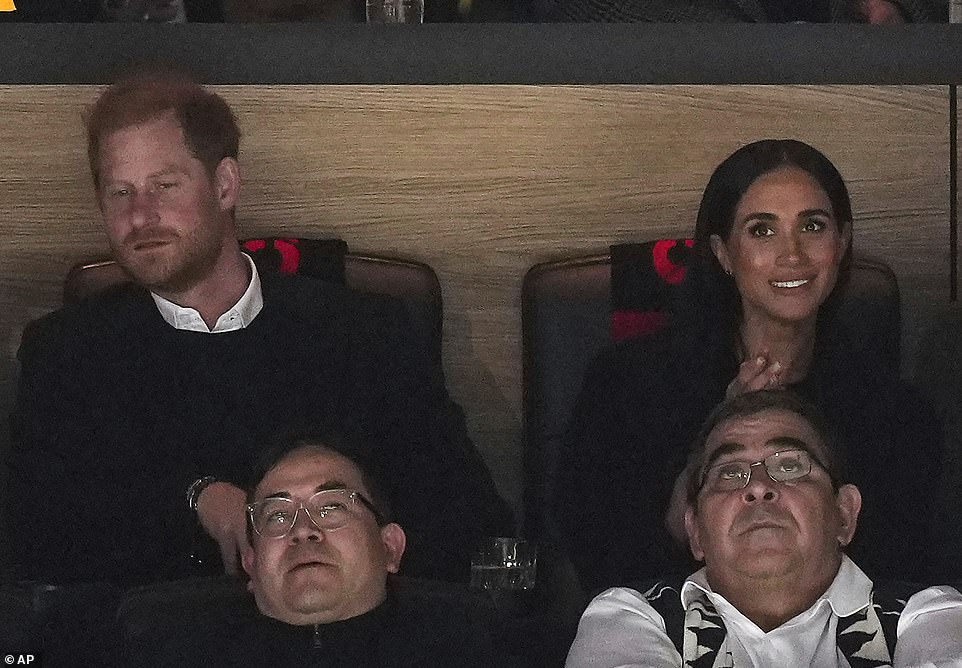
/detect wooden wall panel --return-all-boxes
[0,84,949,514]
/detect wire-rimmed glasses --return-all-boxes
[247,488,383,539]
[699,449,823,493]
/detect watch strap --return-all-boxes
[187,475,218,512]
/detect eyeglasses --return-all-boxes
[699,449,823,493]
[247,488,384,539]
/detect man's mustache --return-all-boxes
[122,228,180,249]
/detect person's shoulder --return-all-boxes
[901,583,962,618]
[262,272,404,324]
[893,583,962,659]
[566,584,681,665]
[19,283,151,359]
[583,317,721,394]
[586,585,662,615]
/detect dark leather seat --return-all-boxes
[0,580,124,667]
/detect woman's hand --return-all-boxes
[726,354,783,398]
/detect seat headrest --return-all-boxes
[240,237,348,283]
[610,238,695,341]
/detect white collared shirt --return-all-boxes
[150,253,264,333]
[565,556,962,668]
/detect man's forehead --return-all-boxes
[102,109,182,143]
[257,447,366,498]
[705,408,825,457]
[101,111,191,154]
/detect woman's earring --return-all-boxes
[725,269,734,277]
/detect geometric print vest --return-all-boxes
[641,579,919,668]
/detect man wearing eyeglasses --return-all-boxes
[566,390,962,668]
[242,438,406,629]
[137,434,503,666]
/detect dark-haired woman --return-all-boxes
[557,139,941,593]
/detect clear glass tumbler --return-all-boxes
[470,537,538,592]
[366,0,424,23]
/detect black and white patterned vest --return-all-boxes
[640,578,921,668]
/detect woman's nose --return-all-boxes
[777,232,804,264]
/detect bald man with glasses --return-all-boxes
[566,390,962,668]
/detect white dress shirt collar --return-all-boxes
[150,253,264,333]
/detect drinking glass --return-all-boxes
[470,537,537,592]
[366,0,424,23]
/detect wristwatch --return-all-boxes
[186,476,218,512]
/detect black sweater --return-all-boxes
[124,591,504,668]
[5,274,512,586]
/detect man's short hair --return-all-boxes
[246,431,393,543]
[686,390,847,506]
[86,69,241,190]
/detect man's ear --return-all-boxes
[213,157,240,212]
[685,506,705,561]
[241,543,257,592]
[709,234,732,275]
[380,523,406,574]
[835,484,862,548]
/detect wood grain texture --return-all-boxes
[0,84,950,514]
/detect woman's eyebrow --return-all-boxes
[739,212,777,223]
[798,208,833,218]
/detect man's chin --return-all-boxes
[732,548,801,578]
[119,257,205,296]
[116,253,173,287]
[282,584,340,619]
[256,590,339,626]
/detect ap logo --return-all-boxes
[0,0,16,11]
